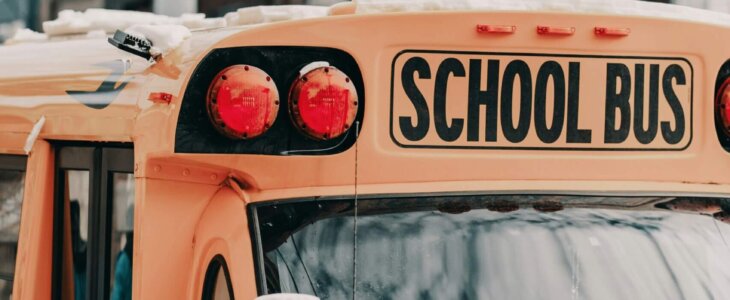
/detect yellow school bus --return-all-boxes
[3,1,730,299]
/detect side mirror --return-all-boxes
[255,294,320,300]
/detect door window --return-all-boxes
[0,155,26,299]
[53,146,134,300]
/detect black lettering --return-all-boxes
[566,62,591,143]
[534,61,566,144]
[604,63,632,143]
[399,56,431,141]
[467,59,500,142]
[434,58,466,141]
[662,64,686,144]
[633,64,659,144]
[501,60,532,143]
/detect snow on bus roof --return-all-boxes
[355,0,730,27]
[4,28,48,45]
[224,5,328,26]
[39,6,329,38]
[125,24,192,57]
[42,9,226,36]
[16,1,730,44]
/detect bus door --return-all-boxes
[52,145,135,300]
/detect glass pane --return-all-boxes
[257,196,730,299]
[109,173,134,300]
[0,169,25,299]
[65,170,89,300]
[212,266,232,300]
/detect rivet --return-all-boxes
[183,168,190,176]
[211,174,218,180]
[153,165,161,172]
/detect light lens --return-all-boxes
[207,65,279,139]
[289,66,358,140]
[718,80,730,134]
[722,89,730,129]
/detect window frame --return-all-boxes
[51,144,133,300]
[201,255,235,300]
[0,155,27,172]
[0,154,27,288]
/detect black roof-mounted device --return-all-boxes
[108,30,154,61]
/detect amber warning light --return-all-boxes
[206,65,280,139]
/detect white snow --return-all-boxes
[676,0,730,14]
[5,28,48,44]
[43,9,175,36]
[42,9,226,37]
[224,5,329,26]
[40,6,327,38]
[355,0,730,27]
[24,1,730,46]
[85,29,107,39]
[24,115,45,154]
[180,13,227,30]
[125,24,191,57]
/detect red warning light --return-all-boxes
[206,65,279,139]
[716,78,730,135]
[289,66,358,140]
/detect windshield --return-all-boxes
[252,195,730,299]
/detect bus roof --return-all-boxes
[356,0,730,28]
[0,24,240,154]
[3,4,730,198]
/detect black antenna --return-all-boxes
[351,121,360,300]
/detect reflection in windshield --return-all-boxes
[257,198,730,299]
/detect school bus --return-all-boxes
[3,1,730,299]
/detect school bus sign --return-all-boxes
[390,50,693,151]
